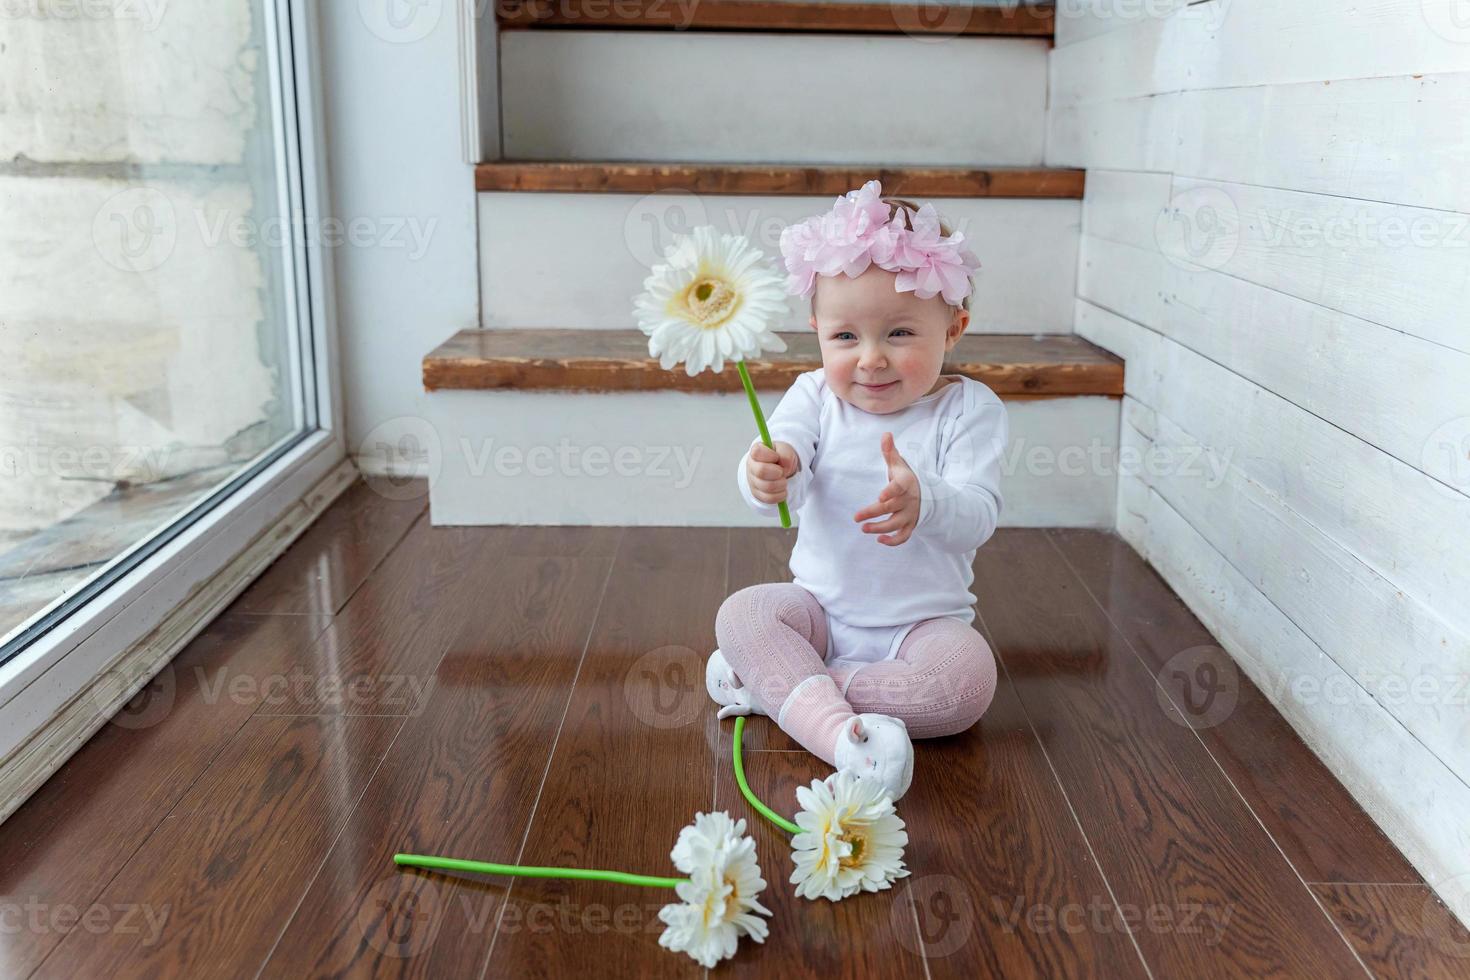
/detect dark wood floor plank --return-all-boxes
[229,480,427,617]
[32,714,401,979]
[973,529,1366,978]
[485,527,729,978]
[0,612,332,978]
[253,521,611,716]
[260,536,618,978]
[1048,528,1422,886]
[895,667,1149,979]
[1313,883,1470,979]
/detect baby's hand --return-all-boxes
[854,432,921,546]
[747,440,800,505]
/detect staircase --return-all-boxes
[424,2,1123,527]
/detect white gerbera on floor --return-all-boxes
[658,811,772,967]
[633,226,789,376]
[790,770,911,902]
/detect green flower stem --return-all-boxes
[393,854,686,889]
[732,716,803,836]
[736,359,792,530]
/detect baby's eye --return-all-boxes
[891,328,914,336]
[833,331,856,341]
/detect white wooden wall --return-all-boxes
[1048,0,1470,926]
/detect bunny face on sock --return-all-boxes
[836,713,914,800]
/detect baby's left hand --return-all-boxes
[854,431,921,546]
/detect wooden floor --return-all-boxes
[2,480,1466,978]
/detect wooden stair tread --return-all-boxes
[476,161,1084,198]
[497,0,1055,37]
[423,328,1123,397]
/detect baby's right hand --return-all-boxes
[747,440,800,505]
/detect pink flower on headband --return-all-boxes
[779,180,980,307]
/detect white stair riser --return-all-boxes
[423,391,1118,527]
[479,192,1080,334]
[501,32,1049,165]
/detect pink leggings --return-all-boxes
[714,582,998,739]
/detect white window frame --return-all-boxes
[0,1,345,777]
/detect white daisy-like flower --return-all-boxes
[790,770,910,902]
[658,811,772,967]
[633,226,789,377]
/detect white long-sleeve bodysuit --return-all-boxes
[736,368,1009,666]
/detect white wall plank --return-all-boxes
[1052,0,1470,108]
[1173,72,1470,214]
[1125,396,1470,788]
[1045,93,1178,171]
[1076,299,1470,640]
[1117,463,1470,928]
[1080,174,1470,491]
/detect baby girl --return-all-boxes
[705,181,1008,800]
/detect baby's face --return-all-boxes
[809,267,967,415]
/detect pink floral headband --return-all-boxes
[778,179,981,307]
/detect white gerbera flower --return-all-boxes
[633,226,790,376]
[790,770,910,902]
[658,811,772,967]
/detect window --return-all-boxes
[0,2,324,663]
